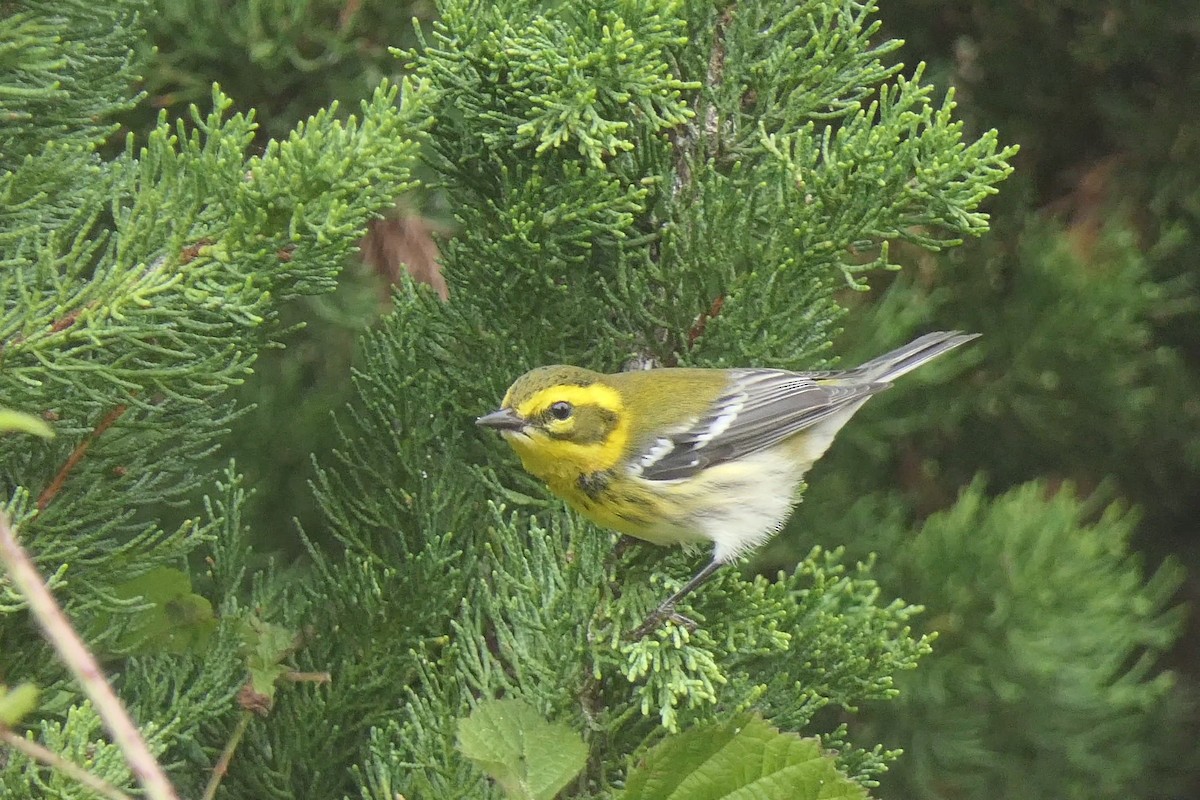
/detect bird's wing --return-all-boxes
[631,369,885,482]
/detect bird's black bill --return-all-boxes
[476,407,526,432]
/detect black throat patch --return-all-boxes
[577,470,612,500]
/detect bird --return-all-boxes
[477,330,978,636]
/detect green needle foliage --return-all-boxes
[1,0,421,797]
[12,0,1183,799]
[857,482,1184,800]
[298,0,1011,797]
[133,0,434,141]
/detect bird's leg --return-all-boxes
[630,559,725,639]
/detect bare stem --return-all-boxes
[0,725,134,800]
[37,403,128,511]
[0,514,180,800]
[282,670,331,684]
[201,710,252,800]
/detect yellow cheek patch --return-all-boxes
[511,383,630,474]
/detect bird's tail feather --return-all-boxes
[855,331,980,382]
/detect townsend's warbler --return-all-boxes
[477,331,978,635]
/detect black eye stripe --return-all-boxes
[534,403,617,444]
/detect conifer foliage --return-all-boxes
[306,0,1013,797]
[1,0,421,797]
[25,1,1190,799]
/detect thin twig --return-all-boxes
[282,670,331,684]
[703,5,733,143]
[37,404,129,511]
[688,295,725,346]
[671,3,734,196]
[0,514,180,800]
[0,724,134,800]
[201,709,252,800]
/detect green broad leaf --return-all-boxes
[0,409,54,438]
[238,615,299,705]
[0,682,40,726]
[96,567,216,655]
[620,715,869,800]
[457,698,587,800]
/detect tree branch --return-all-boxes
[37,403,128,511]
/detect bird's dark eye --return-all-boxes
[549,401,573,421]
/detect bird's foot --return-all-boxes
[629,605,697,640]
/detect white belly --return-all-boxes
[649,449,808,563]
[624,402,867,562]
